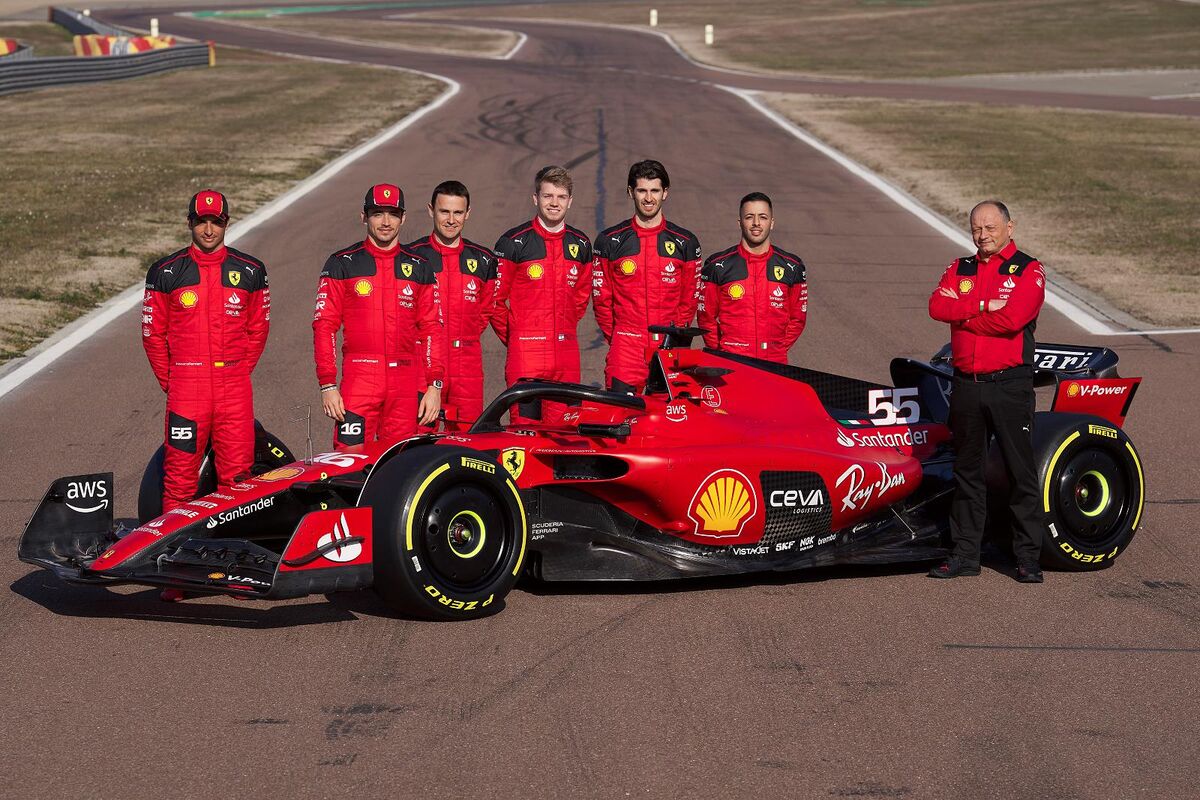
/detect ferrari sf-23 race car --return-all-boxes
[20,327,1145,620]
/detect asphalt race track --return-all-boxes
[2,5,1197,797]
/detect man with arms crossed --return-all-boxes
[699,192,807,363]
[143,190,270,512]
[593,159,702,392]
[313,184,445,449]
[492,165,593,424]
[928,200,1047,583]
[405,180,500,431]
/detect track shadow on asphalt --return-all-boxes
[9,571,358,629]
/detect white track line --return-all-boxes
[1151,91,1200,100]
[720,86,1126,335]
[0,61,459,401]
[380,15,528,60]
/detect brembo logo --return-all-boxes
[206,496,274,529]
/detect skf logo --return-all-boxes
[501,448,525,480]
[466,258,478,273]
[317,513,362,563]
[527,263,544,280]
[728,284,745,300]
[619,259,637,276]
[401,262,413,278]
[773,266,784,280]
[664,240,676,256]
[568,243,580,259]
[688,469,757,539]
[354,279,373,296]
[958,279,974,294]
[179,290,198,308]
[65,479,109,513]
[228,270,241,287]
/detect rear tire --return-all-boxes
[1032,413,1145,571]
[363,445,527,620]
[137,421,295,523]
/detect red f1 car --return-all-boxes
[19,327,1145,619]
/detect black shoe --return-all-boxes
[1016,563,1044,583]
[928,557,981,578]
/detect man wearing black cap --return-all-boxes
[313,184,446,448]
[142,190,271,511]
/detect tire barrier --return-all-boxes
[74,34,177,56]
[0,8,210,96]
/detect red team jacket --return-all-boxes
[698,243,807,363]
[142,244,270,389]
[928,240,1046,374]
[313,238,446,387]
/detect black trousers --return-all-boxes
[948,372,1043,565]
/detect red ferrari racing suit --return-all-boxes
[592,217,702,391]
[405,234,499,431]
[142,244,270,511]
[313,238,446,448]
[698,243,808,363]
[928,239,1046,374]
[492,217,593,423]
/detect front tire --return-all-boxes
[1033,413,1145,570]
[363,445,527,620]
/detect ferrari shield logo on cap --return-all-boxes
[958,278,974,294]
[401,262,413,278]
[500,448,525,480]
[228,270,241,287]
[568,243,580,259]
[466,258,478,273]
[687,469,757,538]
[773,266,784,281]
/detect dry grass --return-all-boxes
[0,21,75,56]
[241,17,518,58]
[444,0,1200,78]
[765,92,1200,326]
[0,47,441,362]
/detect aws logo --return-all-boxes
[688,469,757,539]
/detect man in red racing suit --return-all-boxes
[405,180,499,431]
[491,165,593,424]
[593,160,702,392]
[699,192,807,363]
[313,184,445,449]
[142,189,270,511]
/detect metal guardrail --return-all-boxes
[0,44,35,61]
[0,44,210,95]
[49,6,126,37]
[0,8,211,95]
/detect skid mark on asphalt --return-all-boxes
[1098,578,1200,626]
[322,701,413,740]
[450,597,661,724]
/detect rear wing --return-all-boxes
[898,342,1140,426]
